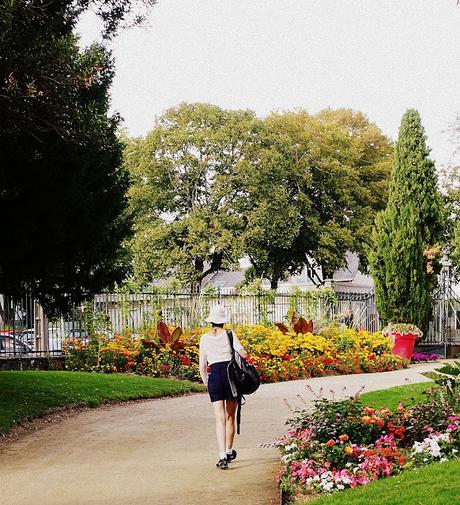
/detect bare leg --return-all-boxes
[225,399,237,451]
[212,400,226,455]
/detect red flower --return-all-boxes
[179,355,190,366]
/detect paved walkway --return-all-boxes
[1,363,441,505]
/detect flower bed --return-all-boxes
[411,352,439,363]
[64,323,407,382]
[276,386,460,500]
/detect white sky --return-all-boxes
[78,0,460,167]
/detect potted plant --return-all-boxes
[382,323,422,360]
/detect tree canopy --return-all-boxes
[234,109,392,288]
[126,103,262,290]
[0,0,154,312]
[369,109,444,333]
[128,103,392,290]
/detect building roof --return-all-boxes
[202,270,246,289]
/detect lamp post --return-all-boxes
[440,252,452,358]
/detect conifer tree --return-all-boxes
[369,109,444,334]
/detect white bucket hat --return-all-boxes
[206,305,229,324]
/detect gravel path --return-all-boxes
[1,363,441,505]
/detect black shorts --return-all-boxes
[208,361,237,402]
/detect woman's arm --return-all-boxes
[238,348,248,359]
[199,346,208,386]
[232,331,248,359]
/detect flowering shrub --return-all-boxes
[411,420,460,466]
[64,333,141,373]
[236,324,405,382]
[64,323,407,381]
[277,388,460,500]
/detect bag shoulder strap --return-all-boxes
[236,395,244,435]
[226,329,235,356]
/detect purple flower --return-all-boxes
[411,352,439,363]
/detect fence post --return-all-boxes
[34,302,49,353]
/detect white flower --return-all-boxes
[285,443,297,452]
[337,484,345,490]
[412,441,424,454]
[322,481,334,492]
[281,454,291,464]
[428,439,442,458]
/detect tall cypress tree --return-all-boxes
[369,109,444,334]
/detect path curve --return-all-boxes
[1,363,440,505]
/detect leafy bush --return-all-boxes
[277,386,460,499]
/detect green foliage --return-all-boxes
[287,287,337,321]
[429,360,460,395]
[126,102,257,290]
[0,1,156,313]
[127,105,391,290]
[232,109,392,287]
[369,110,444,334]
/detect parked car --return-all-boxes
[0,332,33,354]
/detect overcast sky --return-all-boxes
[78,0,460,167]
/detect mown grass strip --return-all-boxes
[0,370,204,434]
[309,458,460,505]
[359,380,435,410]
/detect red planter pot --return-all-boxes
[392,332,417,360]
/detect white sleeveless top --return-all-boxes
[199,328,245,365]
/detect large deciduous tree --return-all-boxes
[126,103,258,291]
[233,109,392,288]
[369,109,444,334]
[0,0,154,313]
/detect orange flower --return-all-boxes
[361,415,372,424]
[364,406,375,415]
[344,446,353,455]
[326,439,336,447]
[339,434,349,442]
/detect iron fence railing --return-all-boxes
[4,282,460,358]
[0,289,381,357]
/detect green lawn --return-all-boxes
[359,380,435,410]
[0,370,204,434]
[299,380,460,505]
[309,459,460,505]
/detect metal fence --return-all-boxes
[0,289,381,356]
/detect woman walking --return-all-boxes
[199,305,248,470]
